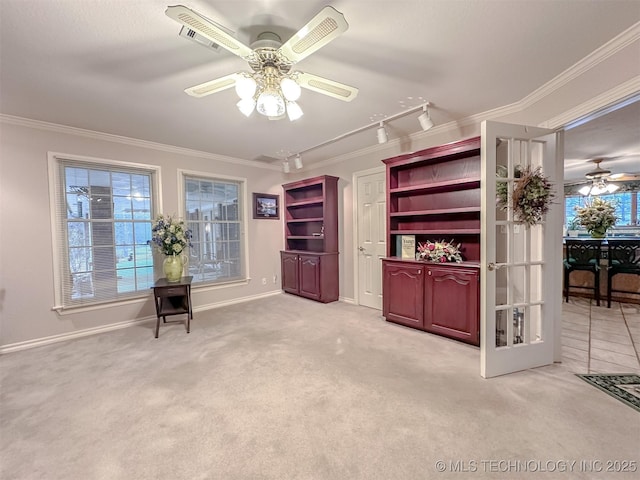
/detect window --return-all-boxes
[182,172,246,285]
[565,191,639,227]
[49,154,158,309]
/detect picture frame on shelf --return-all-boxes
[253,193,279,219]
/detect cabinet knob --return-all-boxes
[428,270,432,276]
[417,270,421,274]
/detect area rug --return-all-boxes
[576,374,640,412]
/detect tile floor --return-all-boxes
[562,297,640,374]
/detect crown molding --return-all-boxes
[0,114,281,171]
[520,21,640,109]
[540,76,640,130]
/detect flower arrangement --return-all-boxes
[497,165,554,226]
[417,239,463,263]
[574,197,617,238]
[150,214,193,256]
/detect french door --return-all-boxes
[481,121,563,378]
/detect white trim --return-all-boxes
[0,316,156,354]
[352,166,385,307]
[1,114,280,171]
[339,296,356,304]
[51,295,150,315]
[1,291,283,355]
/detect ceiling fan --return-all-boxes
[165,4,359,121]
[579,158,619,195]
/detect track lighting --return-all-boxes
[282,101,437,162]
[282,160,290,173]
[418,103,434,131]
[377,122,388,144]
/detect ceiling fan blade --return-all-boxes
[184,73,241,98]
[296,72,358,102]
[278,6,349,64]
[166,5,253,59]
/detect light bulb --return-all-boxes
[286,101,303,121]
[280,77,301,101]
[235,76,256,99]
[236,98,256,117]
[256,88,285,117]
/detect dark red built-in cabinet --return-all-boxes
[280,175,339,303]
[382,137,481,345]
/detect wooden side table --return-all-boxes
[151,276,193,338]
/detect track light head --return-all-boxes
[294,154,303,169]
[283,160,290,173]
[418,104,434,131]
[377,122,388,144]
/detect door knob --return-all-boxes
[358,246,365,252]
[488,262,503,271]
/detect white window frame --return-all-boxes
[178,169,249,288]
[48,152,162,312]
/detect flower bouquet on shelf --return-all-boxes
[150,214,193,281]
[574,197,617,238]
[416,239,463,263]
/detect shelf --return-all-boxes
[287,235,325,240]
[390,207,481,217]
[391,229,481,235]
[390,177,480,195]
[286,197,324,208]
[286,217,324,224]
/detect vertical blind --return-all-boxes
[52,157,156,308]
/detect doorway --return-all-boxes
[353,167,386,310]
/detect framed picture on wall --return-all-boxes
[253,193,279,219]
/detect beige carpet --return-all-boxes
[1,294,639,479]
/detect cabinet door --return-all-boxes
[425,266,479,345]
[382,261,425,329]
[299,254,321,300]
[281,253,299,294]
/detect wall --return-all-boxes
[0,121,287,348]
[1,25,638,349]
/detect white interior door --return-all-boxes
[356,169,386,309]
[481,121,563,378]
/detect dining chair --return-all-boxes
[607,239,640,308]
[564,239,602,306]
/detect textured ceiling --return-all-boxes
[1,0,639,173]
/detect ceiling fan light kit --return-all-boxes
[166,4,358,121]
[579,159,620,196]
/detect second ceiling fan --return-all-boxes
[166,4,359,121]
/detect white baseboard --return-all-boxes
[0,290,283,355]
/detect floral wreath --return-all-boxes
[497,165,554,226]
